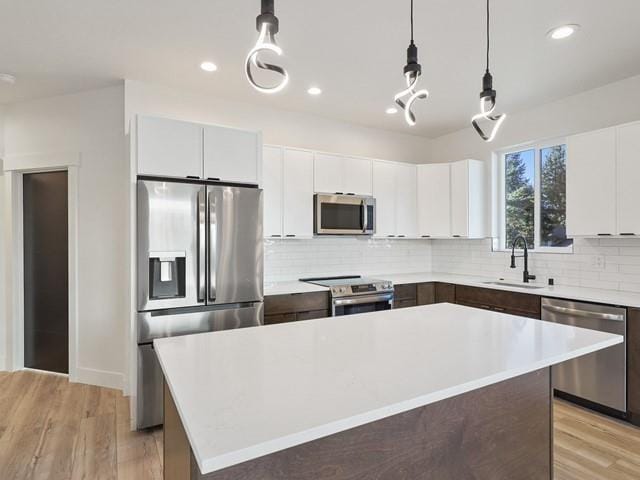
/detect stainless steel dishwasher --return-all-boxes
[541,297,626,412]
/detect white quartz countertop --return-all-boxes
[154,303,622,475]
[264,272,640,308]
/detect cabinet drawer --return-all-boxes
[264,313,297,325]
[264,292,330,316]
[394,299,417,309]
[455,286,540,318]
[297,309,331,321]
[394,284,417,301]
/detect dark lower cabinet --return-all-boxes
[435,283,456,304]
[455,285,541,319]
[393,284,417,309]
[629,308,640,426]
[264,292,331,325]
[417,283,435,305]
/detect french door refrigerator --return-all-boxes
[136,179,263,428]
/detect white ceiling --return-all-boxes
[1,0,640,138]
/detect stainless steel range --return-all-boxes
[301,276,394,316]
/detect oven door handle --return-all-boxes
[333,293,394,307]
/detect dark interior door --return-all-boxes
[23,171,69,373]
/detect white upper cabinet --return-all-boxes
[314,153,372,195]
[314,153,344,193]
[282,149,314,238]
[395,163,418,238]
[567,127,617,236]
[262,146,283,238]
[450,159,486,238]
[137,116,203,178]
[417,164,451,237]
[372,161,418,238]
[203,125,260,184]
[372,161,397,237]
[343,157,373,195]
[617,122,640,235]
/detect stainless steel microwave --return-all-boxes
[314,194,376,235]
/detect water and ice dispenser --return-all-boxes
[148,252,186,299]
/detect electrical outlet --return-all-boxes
[591,255,606,270]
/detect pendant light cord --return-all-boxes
[410,0,414,44]
[486,0,490,72]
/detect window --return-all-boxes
[499,141,572,252]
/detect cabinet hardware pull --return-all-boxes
[398,235,406,238]
[186,175,200,179]
[335,192,344,195]
[453,235,461,238]
[285,234,296,237]
[421,235,431,238]
[620,233,636,236]
[270,234,282,237]
[597,233,612,236]
[346,192,356,195]
[387,235,396,238]
[208,177,221,181]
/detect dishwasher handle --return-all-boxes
[542,304,625,322]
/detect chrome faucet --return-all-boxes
[510,235,536,283]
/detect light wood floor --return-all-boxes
[1,371,640,479]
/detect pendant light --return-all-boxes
[471,0,506,142]
[394,0,429,127]
[245,0,289,94]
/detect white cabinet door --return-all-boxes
[263,146,283,238]
[137,116,203,178]
[203,125,260,184]
[417,164,451,237]
[372,161,397,237]
[395,163,418,238]
[283,149,314,238]
[617,122,640,235]
[567,128,617,236]
[314,153,344,193]
[343,157,372,195]
[450,160,470,237]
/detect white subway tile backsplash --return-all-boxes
[264,238,432,282]
[431,238,640,293]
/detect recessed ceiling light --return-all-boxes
[385,107,398,115]
[548,24,580,40]
[307,86,322,96]
[200,61,218,72]
[0,73,16,84]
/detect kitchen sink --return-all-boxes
[482,281,545,290]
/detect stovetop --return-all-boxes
[300,276,394,298]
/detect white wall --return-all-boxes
[1,85,128,388]
[429,74,640,164]
[124,80,432,164]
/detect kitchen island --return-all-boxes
[155,303,621,480]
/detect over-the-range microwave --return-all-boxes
[314,193,376,235]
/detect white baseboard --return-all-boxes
[74,367,125,391]
[0,354,5,371]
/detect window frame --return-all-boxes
[495,137,573,254]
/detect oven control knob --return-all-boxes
[340,287,346,293]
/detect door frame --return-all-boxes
[3,152,80,380]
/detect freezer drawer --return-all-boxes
[542,297,626,412]
[137,302,263,343]
[137,343,164,429]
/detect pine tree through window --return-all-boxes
[501,142,572,252]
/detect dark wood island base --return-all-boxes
[164,368,552,480]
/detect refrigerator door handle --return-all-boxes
[197,188,206,302]
[209,192,217,302]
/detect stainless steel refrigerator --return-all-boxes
[136,179,263,429]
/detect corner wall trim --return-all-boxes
[74,367,125,391]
